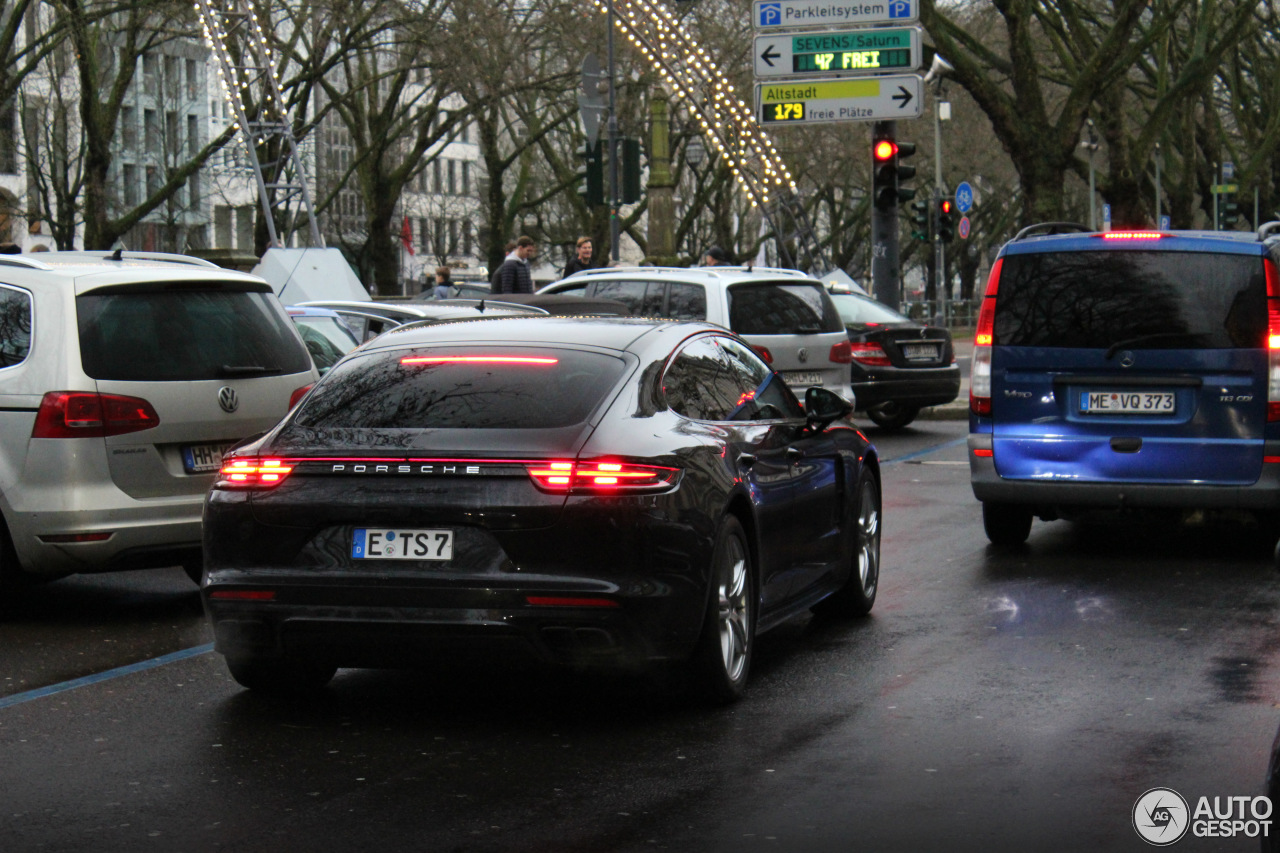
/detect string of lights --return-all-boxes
[193,0,323,248]
[589,0,799,210]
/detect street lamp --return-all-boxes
[686,135,705,171]
[1080,119,1099,229]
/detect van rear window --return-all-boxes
[994,251,1266,349]
[727,282,843,335]
[78,287,311,380]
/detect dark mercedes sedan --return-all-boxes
[202,316,881,703]
[829,292,961,430]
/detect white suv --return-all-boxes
[0,251,317,589]
[540,266,855,403]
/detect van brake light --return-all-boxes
[32,392,160,438]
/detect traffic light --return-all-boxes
[620,137,642,204]
[871,132,900,210]
[937,199,955,242]
[896,141,917,203]
[910,198,931,242]
[1220,194,1240,229]
[577,140,604,207]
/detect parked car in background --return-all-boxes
[286,306,360,375]
[539,267,855,403]
[203,315,880,702]
[0,250,317,588]
[828,291,960,430]
[970,223,1280,546]
[296,299,548,342]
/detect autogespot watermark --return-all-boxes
[1132,787,1273,845]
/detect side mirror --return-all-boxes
[805,386,853,431]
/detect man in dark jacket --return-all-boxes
[562,236,595,278]
[493,235,537,294]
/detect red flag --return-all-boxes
[400,215,415,255]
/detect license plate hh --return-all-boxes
[353,528,453,560]
[1080,390,1175,414]
[183,442,237,473]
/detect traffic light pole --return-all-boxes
[933,91,946,326]
[607,1,620,263]
[870,121,902,310]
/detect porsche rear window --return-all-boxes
[994,251,1267,349]
[291,347,627,429]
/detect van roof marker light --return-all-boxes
[1100,232,1164,240]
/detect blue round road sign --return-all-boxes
[958,216,971,239]
[955,181,974,213]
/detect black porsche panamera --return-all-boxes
[202,315,881,703]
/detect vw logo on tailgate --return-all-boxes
[796,347,809,363]
[217,386,240,414]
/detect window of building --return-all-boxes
[121,106,136,150]
[186,59,198,100]
[0,102,15,174]
[461,162,470,196]
[143,54,157,95]
[144,110,158,157]
[187,114,199,158]
[122,164,138,207]
[447,160,456,195]
[433,160,442,194]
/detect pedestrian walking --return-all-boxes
[493,235,537,294]
[433,266,452,300]
[563,237,596,278]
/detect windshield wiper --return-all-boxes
[1104,333,1200,360]
[218,365,282,377]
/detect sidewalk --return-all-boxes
[916,332,973,421]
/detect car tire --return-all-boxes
[983,502,1033,545]
[686,515,755,705]
[226,657,337,695]
[867,402,919,430]
[812,469,881,617]
[0,517,33,597]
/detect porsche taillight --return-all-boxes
[216,457,295,489]
[526,460,680,493]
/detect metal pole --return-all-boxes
[1213,163,1219,231]
[1086,119,1097,230]
[933,84,946,325]
[1154,143,1162,227]
[607,1,620,263]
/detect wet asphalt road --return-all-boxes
[3,419,1280,852]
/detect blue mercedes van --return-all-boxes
[968,223,1280,545]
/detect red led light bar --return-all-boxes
[208,590,277,601]
[1100,232,1164,240]
[400,355,559,365]
[525,596,620,608]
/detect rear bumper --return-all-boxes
[968,434,1280,511]
[6,493,204,578]
[203,571,706,669]
[852,366,961,410]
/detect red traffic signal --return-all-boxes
[873,140,898,161]
[939,199,954,215]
